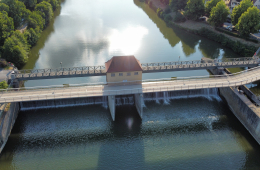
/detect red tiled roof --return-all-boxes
[105,56,142,73]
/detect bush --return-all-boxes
[196,28,257,56]
[215,27,258,43]
[0,80,8,89]
[164,6,171,14]
[157,8,163,18]
[0,59,7,68]
[173,12,186,22]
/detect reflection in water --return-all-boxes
[1,97,260,169]
[108,26,148,55]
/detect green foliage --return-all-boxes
[2,0,29,28]
[0,80,8,89]
[164,6,171,14]
[0,3,9,13]
[196,28,256,56]
[0,59,7,68]
[157,8,163,18]
[236,6,260,37]
[205,0,221,16]
[35,1,53,27]
[24,27,41,46]
[44,0,60,11]
[184,0,204,20]
[159,0,169,5]
[2,31,29,68]
[170,0,187,12]
[173,11,186,22]
[215,27,258,43]
[27,11,45,30]
[208,1,229,27]
[231,0,253,26]
[0,11,14,46]
[19,0,37,9]
[164,14,172,23]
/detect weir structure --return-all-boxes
[1,55,260,146]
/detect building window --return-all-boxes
[119,73,123,76]
[127,72,131,76]
[134,72,138,75]
[111,73,115,77]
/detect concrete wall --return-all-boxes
[219,87,260,144]
[0,103,20,154]
[134,94,144,119]
[108,96,115,121]
[106,71,142,84]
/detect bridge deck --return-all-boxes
[11,57,259,80]
[1,66,260,103]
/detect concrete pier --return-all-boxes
[0,103,20,154]
[134,94,144,119]
[108,95,115,121]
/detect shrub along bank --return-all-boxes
[141,0,258,57]
[0,0,61,69]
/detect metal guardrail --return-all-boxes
[2,65,259,92]
[0,65,259,102]
[141,57,259,72]
[8,57,259,80]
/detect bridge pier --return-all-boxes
[108,95,116,121]
[134,93,144,119]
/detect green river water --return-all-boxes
[0,0,260,169]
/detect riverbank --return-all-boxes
[143,0,259,56]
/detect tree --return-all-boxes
[0,11,14,46]
[231,0,253,26]
[27,11,45,30]
[19,0,37,10]
[24,27,41,46]
[236,6,260,37]
[2,0,29,28]
[2,31,29,68]
[44,0,60,11]
[208,1,229,27]
[205,0,221,16]
[0,3,9,13]
[35,1,53,27]
[170,0,187,12]
[0,80,8,89]
[184,0,204,20]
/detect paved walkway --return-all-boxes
[0,67,259,103]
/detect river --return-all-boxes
[1,0,260,169]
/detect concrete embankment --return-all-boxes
[0,103,20,154]
[209,67,260,144]
[219,86,260,144]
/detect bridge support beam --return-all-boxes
[135,93,144,119]
[108,95,116,121]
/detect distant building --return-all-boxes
[105,56,142,84]
[226,0,259,13]
[205,0,259,13]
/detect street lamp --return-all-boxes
[60,62,62,68]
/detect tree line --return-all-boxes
[0,0,61,68]
[165,0,260,38]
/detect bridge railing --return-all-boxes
[1,65,259,94]
[0,75,259,103]
[141,57,259,71]
[9,57,260,79]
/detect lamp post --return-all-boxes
[60,62,62,69]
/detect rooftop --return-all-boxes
[105,55,142,73]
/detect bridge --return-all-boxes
[9,57,259,80]
[2,65,260,103]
